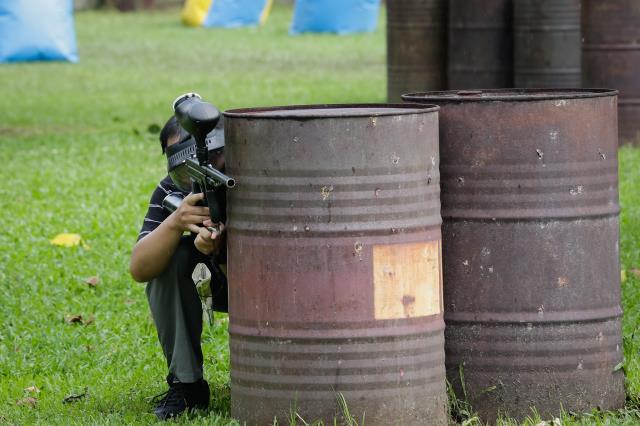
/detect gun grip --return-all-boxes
[205,189,223,224]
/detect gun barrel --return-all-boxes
[186,158,235,188]
[205,166,235,188]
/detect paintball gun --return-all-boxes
[163,93,235,231]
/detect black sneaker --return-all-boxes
[151,375,210,420]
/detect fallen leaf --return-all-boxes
[24,386,40,394]
[63,387,88,404]
[84,315,95,326]
[50,233,82,247]
[65,314,84,325]
[622,270,627,284]
[84,276,100,287]
[631,269,640,279]
[16,397,37,407]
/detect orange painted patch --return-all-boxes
[373,241,442,320]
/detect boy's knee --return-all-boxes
[149,237,197,288]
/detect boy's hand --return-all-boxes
[194,220,225,255]
[169,192,210,233]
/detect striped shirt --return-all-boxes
[137,176,188,241]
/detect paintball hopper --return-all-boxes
[167,93,225,192]
[173,93,220,159]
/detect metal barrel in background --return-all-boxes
[447,0,513,89]
[387,0,446,101]
[224,104,447,425]
[513,0,581,88]
[583,0,640,145]
[402,89,625,423]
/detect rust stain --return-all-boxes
[402,295,417,305]
[320,185,334,200]
[569,185,584,196]
[402,294,417,317]
[557,276,569,288]
[391,152,400,165]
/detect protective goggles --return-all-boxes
[166,123,225,192]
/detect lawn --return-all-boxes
[0,3,639,425]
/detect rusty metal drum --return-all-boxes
[402,89,625,422]
[583,0,640,145]
[387,0,446,101]
[514,0,581,88]
[447,0,513,89]
[224,104,447,425]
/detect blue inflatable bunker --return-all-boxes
[0,0,78,63]
[290,0,381,35]
[203,0,273,28]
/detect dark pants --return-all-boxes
[145,237,227,383]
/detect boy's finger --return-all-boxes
[184,192,205,205]
[187,224,201,234]
[186,206,209,215]
[186,214,209,224]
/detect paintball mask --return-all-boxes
[165,115,225,193]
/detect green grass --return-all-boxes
[0,4,384,425]
[0,4,639,425]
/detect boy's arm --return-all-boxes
[129,192,209,282]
